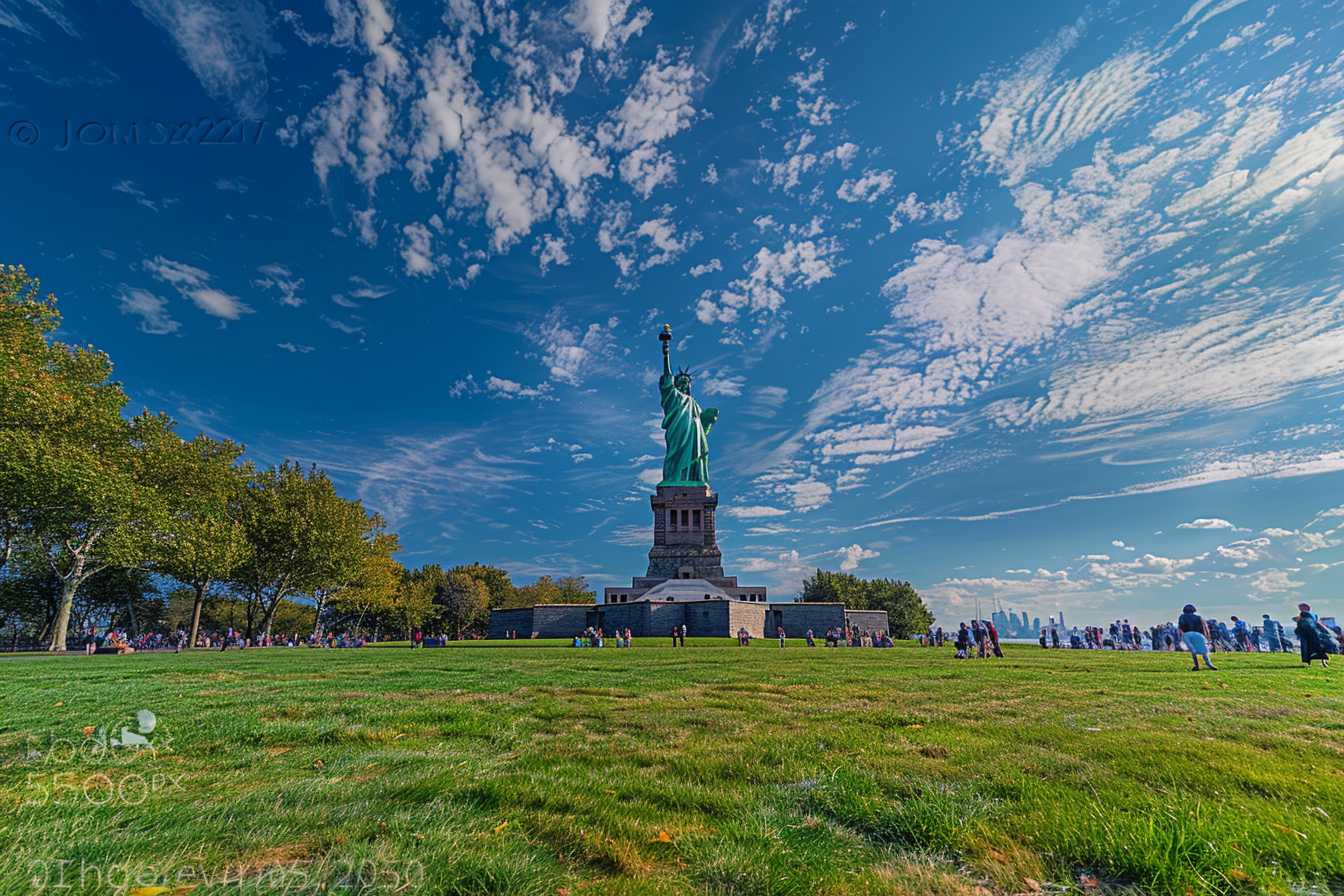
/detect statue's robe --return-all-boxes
[660,373,713,484]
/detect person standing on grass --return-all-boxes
[1178,603,1217,671]
[805,628,815,647]
[777,625,786,647]
[670,625,679,647]
[1294,603,1332,667]
[679,624,687,647]
[1039,628,1048,649]
[955,623,971,659]
[986,619,1003,658]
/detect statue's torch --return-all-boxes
[659,323,672,356]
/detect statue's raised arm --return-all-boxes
[657,325,715,486]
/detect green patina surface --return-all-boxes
[659,325,718,487]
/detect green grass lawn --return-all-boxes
[1,642,1341,896]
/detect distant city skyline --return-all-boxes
[3,0,1344,625]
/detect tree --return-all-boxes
[513,574,595,606]
[801,569,933,639]
[391,566,436,639]
[864,579,934,638]
[0,266,165,650]
[32,411,167,651]
[231,462,366,642]
[326,532,403,637]
[454,563,517,608]
[437,570,489,639]
[143,432,251,648]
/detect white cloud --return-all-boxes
[600,49,699,197]
[836,543,878,572]
[400,221,437,277]
[530,311,621,386]
[535,235,571,274]
[975,25,1159,184]
[1177,518,1238,530]
[486,376,553,400]
[836,169,895,203]
[253,263,304,307]
[131,0,275,117]
[697,237,841,324]
[700,373,745,397]
[688,258,722,278]
[1151,108,1206,142]
[143,256,252,320]
[117,286,179,335]
[723,505,789,519]
[887,192,962,230]
[736,0,802,58]
[565,0,650,52]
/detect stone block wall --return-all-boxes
[487,607,534,640]
[771,602,846,638]
[644,601,687,638]
[727,600,765,638]
[596,601,650,636]
[531,604,594,638]
[845,609,891,634]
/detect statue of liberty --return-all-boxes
[658,324,718,486]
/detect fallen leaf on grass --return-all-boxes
[494,820,509,834]
[905,723,924,730]
[1228,870,1250,882]
[312,759,324,770]
[1078,872,1100,891]
[82,725,96,737]
[1022,878,1042,892]
[654,830,672,843]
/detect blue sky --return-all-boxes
[4,0,1344,625]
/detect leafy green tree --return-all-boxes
[801,569,933,639]
[1,266,166,650]
[453,563,517,608]
[231,462,365,642]
[436,569,489,639]
[513,574,596,606]
[326,531,403,637]
[33,411,168,651]
[143,432,251,648]
[391,566,437,639]
[864,578,935,638]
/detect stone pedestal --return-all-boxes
[646,484,724,579]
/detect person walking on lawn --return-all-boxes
[1178,603,1217,671]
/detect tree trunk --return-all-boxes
[187,582,206,649]
[48,574,80,652]
[311,592,327,641]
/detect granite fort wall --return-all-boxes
[845,609,891,634]
[489,600,880,639]
[644,601,687,638]
[727,600,765,638]
[487,607,534,640]
[530,604,594,638]
[770,602,846,637]
[595,602,651,636]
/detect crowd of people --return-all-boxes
[77,626,374,654]
[923,601,1341,669]
[570,626,635,648]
